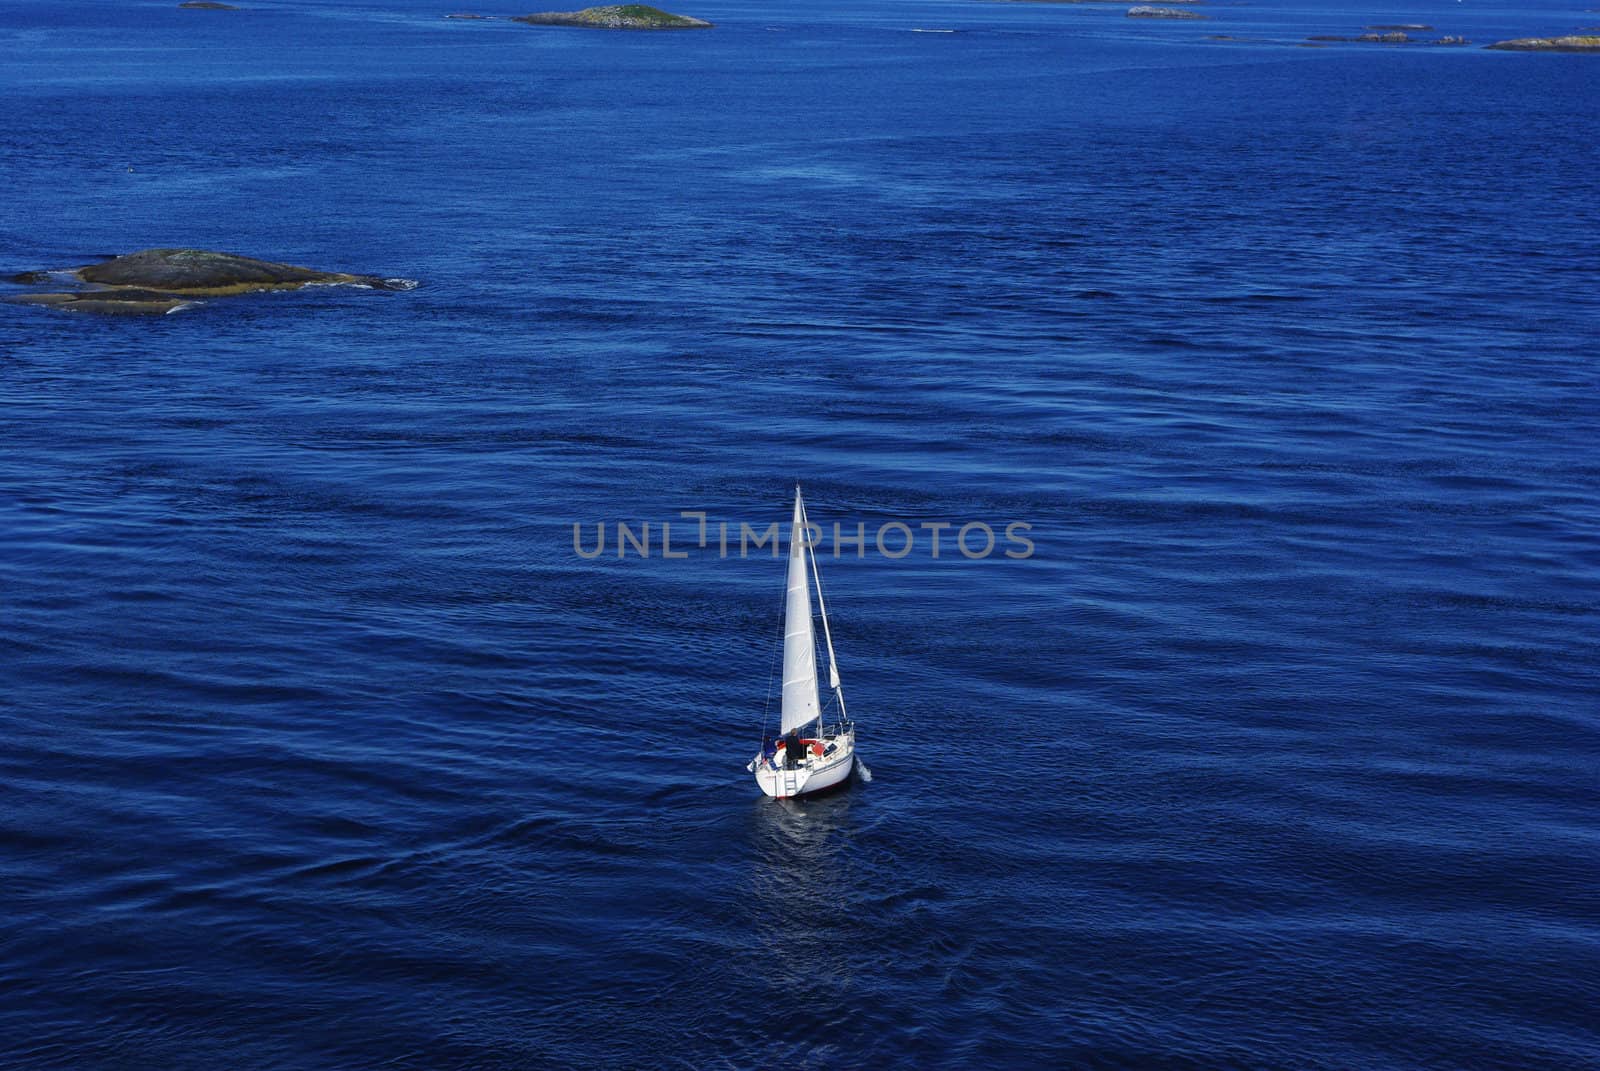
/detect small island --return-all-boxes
[7,248,415,316]
[1486,35,1600,52]
[1127,5,1207,18]
[1308,32,1408,44]
[513,5,712,29]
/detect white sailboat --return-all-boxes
[749,486,857,799]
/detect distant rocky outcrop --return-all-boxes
[513,5,712,28]
[178,1,239,8]
[1307,32,1407,43]
[6,249,416,316]
[1436,35,1469,46]
[75,249,409,292]
[1127,5,1207,18]
[1485,35,1600,52]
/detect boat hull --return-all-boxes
[753,733,855,799]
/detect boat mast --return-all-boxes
[800,492,847,731]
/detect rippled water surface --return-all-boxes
[2,0,1598,1067]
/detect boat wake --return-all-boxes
[856,758,872,783]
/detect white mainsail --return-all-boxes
[780,486,822,734]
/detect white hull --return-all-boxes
[752,730,855,799]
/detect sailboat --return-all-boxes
[749,486,857,799]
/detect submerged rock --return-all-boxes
[1127,5,1207,18]
[178,1,239,8]
[5,248,416,316]
[1367,23,1430,30]
[513,5,712,28]
[9,290,195,316]
[1486,35,1600,52]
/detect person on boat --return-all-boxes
[782,729,802,769]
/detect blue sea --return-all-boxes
[2,0,1598,1067]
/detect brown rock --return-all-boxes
[513,5,712,29]
[1486,35,1600,52]
[7,248,417,317]
[75,248,410,294]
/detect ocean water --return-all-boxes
[2,0,1598,1067]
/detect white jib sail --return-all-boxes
[780,487,822,734]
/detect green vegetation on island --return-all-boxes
[513,5,712,29]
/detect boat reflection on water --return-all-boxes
[743,787,863,991]
[748,789,856,894]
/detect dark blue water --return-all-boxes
[3,0,1599,1067]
